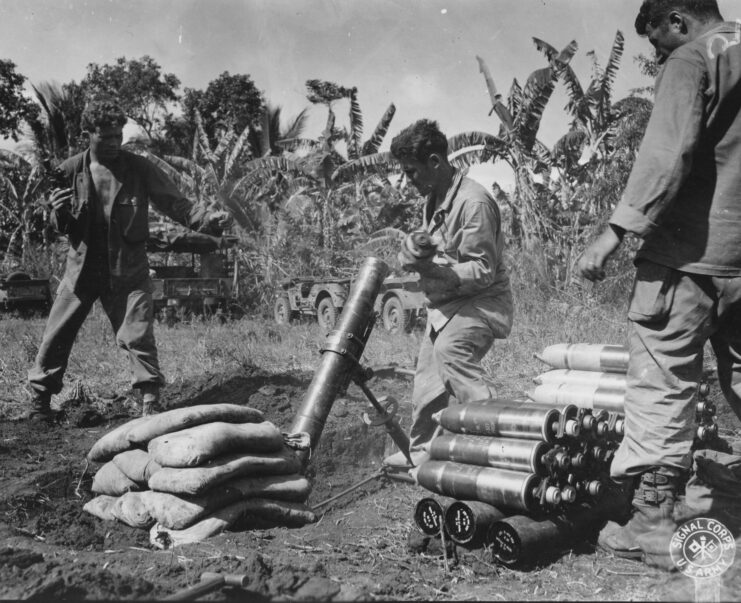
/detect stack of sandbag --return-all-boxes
[82,403,316,548]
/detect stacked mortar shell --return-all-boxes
[531,343,718,446]
[410,396,612,546]
[411,342,718,564]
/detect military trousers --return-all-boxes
[28,276,164,397]
[409,306,496,452]
[611,260,741,478]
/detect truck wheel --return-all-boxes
[382,296,411,333]
[6,271,31,282]
[316,297,337,330]
[274,296,293,325]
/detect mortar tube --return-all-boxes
[289,257,389,468]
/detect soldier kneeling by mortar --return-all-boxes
[579,0,741,569]
[382,119,513,468]
[26,98,230,422]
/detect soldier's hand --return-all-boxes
[419,265,460,305]
[577,226,624,282]
[397,248,436,274]
[48,187,73,213]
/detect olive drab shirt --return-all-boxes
[51,149,209,291]
[610,21,741,276]
[423,169,513,336]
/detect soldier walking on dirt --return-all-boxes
[578,0,741,568]
[383,119,513,468]
[26,98,230,421]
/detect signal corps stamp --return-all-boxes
[670,517,736,602]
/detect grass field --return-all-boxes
[0,277,630,419]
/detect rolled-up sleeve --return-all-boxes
[610,56,706,237]
[450,199,500,294]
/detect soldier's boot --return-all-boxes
[599,469,681,567]
[24,389,62,425]
[599,476,636,526]
[140,384,162,416]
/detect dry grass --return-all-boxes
[0,283,628,419]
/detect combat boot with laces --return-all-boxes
[598,469,682,568]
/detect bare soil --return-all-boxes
[1,366,740,601]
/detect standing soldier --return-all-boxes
[579,0,741,568]
[383,119,513,468]
[26,98,230,421]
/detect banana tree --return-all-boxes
[470,40,579,246]
[0,150,49,268]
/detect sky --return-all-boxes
[2,0,739,188]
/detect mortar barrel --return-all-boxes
[529,384,625,414]
[412,460,544,513]
[533,369,627,390]
[429,434,553,475]
[536,343,629,373]
[413,496,456,536]
[433,401,562,443]
[290,257,388,466]
[444,500,506,546]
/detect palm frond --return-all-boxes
[516,40,578,151]
[347,87,363,161]
[331,151,398,182]
[362,103,396,156]
[281,107,310,142]
[599,30,625,108]
[224,122,253,182]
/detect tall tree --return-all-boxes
[182,72,264,144]
[0,59,39,141]
[81,56,180,140]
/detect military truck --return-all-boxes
[147,223,240,325]
[0,271,53,317]
[273,273,426,333]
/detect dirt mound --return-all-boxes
[0,367,412,600]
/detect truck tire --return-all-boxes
[382,296,411,333]
[316,297,337,330]
[6,271,31,282]
[274,295,293,325]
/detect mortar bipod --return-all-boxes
[353,365,414,466]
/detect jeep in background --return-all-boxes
[147,223,240,325]
[0,271,53,317]
[273,273,426,333]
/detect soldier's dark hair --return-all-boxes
[80,98,127,131]
[390,119,448,163]
[635,0,722,35]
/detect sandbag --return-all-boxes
[111,491,156,529]
[126,403,265,446]
[150,499,317,549]
[87,416,151,463]
[92,461,141,495]
[111,449,162,485]
[82,495,118,522]
[148,448,301,495]
[141,474,312,529]
[148,421,284,468]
